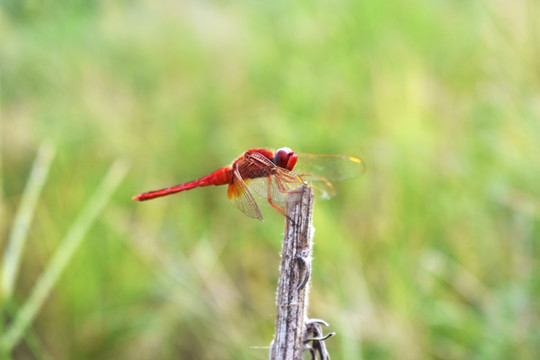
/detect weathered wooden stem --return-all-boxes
[270,184,314,360]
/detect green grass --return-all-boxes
[1,0,539,359]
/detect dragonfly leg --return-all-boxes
[267,196,299,224]
[266,175,288,216]
[266,175,302,223]
[275,173,304,193]
[267,197,287,217]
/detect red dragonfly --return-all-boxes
[133,147,363,220]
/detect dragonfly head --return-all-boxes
[274,147,298,171]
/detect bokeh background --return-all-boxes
[1,0,539,359]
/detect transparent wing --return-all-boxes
[293,153,364,199]
[294,154,365,182]
[298,174,336,199]
[227,168,264,221]
[243,173,302,205]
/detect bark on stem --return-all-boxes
[270,184,314,360]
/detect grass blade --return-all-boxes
[0,159,129,353]
[1,142,55,300]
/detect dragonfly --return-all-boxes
[132,147,364,220]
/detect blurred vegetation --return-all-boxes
[1,0,539,359]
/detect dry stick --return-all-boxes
[270,184,315,360]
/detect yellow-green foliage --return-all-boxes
[1,0,539,359]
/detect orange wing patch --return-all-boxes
[227,168,264,221]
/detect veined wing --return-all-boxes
[294,154,365,199]
[227,167,264,221]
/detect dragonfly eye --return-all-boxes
[274,147,297,170]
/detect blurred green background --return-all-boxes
[1,0,539,359]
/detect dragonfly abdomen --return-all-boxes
[132,167,233,201]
